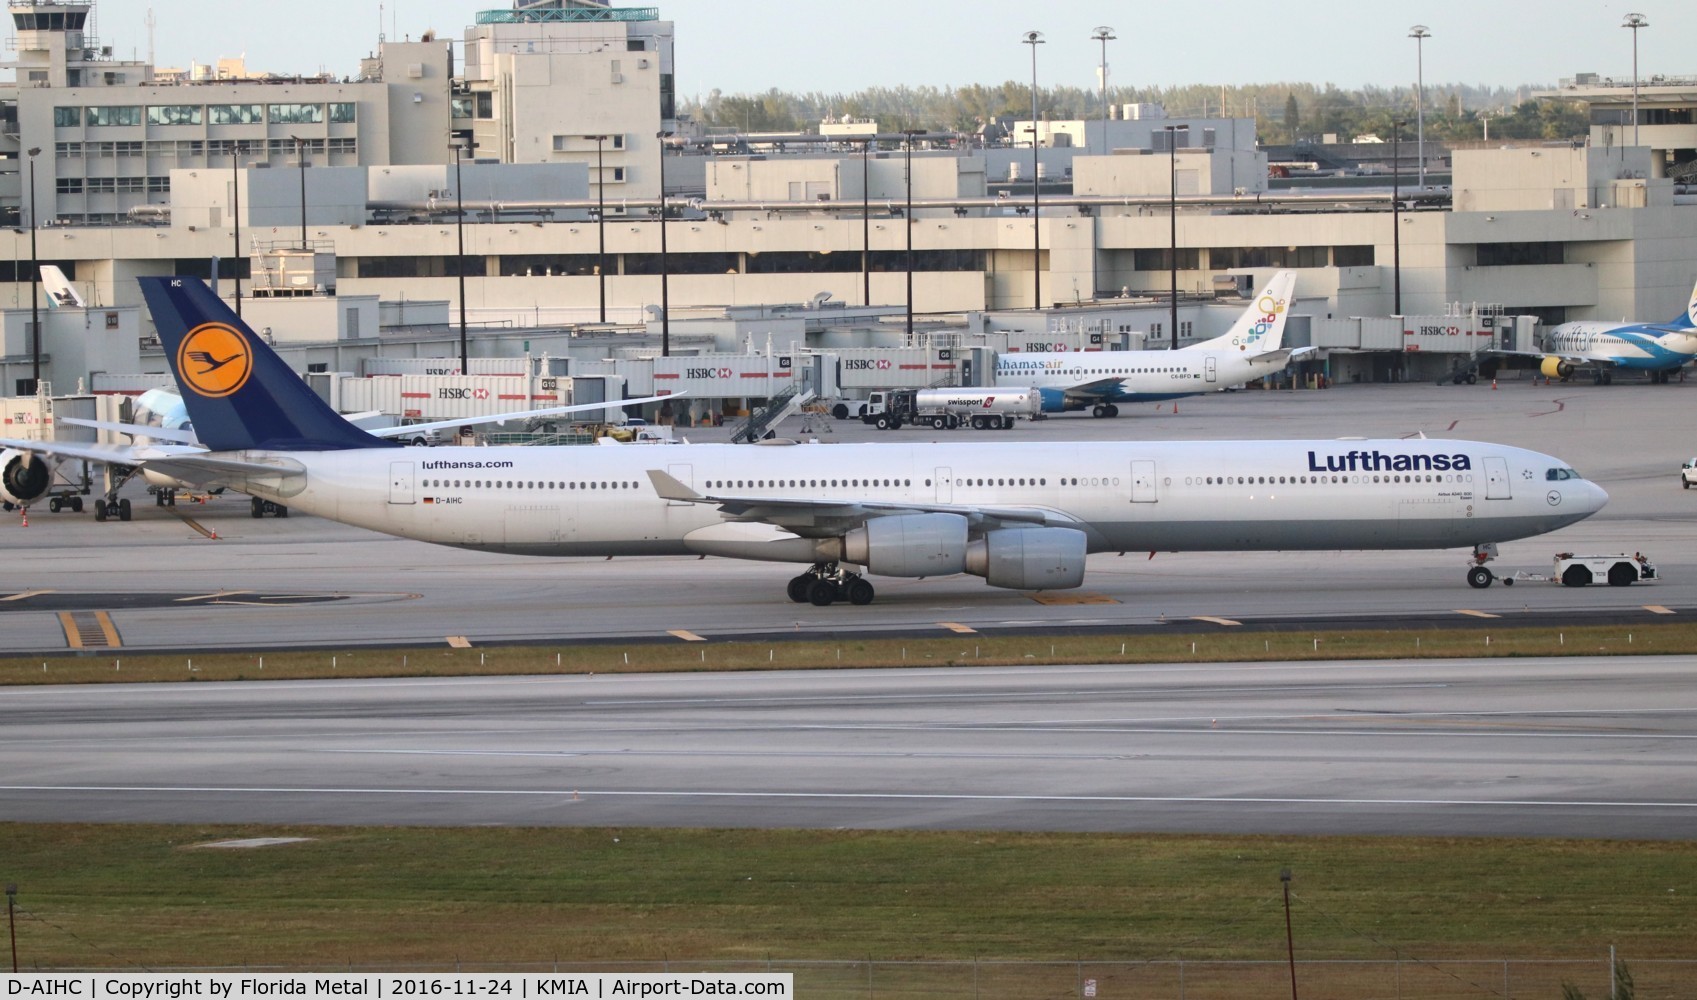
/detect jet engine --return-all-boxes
[0,448,56,506]
[1539,356,1574,380]
[841,513,969,577]
[965,527,1087,590]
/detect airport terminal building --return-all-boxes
[3,0,1697,402]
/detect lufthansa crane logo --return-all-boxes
[177,322,253,398]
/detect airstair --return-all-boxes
[730,385,815,443]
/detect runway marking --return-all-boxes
[1027,592,1119,605]
[668,629,706,642]
[1191,616,1241,626]
[3,589,54,602]
[1456,610,1500,619]
[57,611,120,649]
[1645,605,1676,615]
[177,590,253,602]
[445,636,473,648]
[938,622,977,634]
[4,784,1695,812]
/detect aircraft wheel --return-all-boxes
[275,504,289,519]
[807,579,836,607]
[787,575,812,603]
[1603,372,1613,385]
[155,491,167,507]
[1106,404,1120,417]
[94,503,107,522]
[845,577,875,606]
[117,498,132,522]
[1465,373,1478,385]
[251,497,265,519]
[1092,404,1109,418]
[71,496,83,513]
[49,497,62,513]
[1466,565,1493,589]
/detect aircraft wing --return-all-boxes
[1055,377,1125,406]
[1491,349,1621,369]
[365,391,685,440]
[59,417,201,445]
[645,469,1082,538]
[0,435,188,467]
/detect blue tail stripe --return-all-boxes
[139,277,397,452]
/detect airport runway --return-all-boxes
[6,379,1697,654]
[4,656,1696,838]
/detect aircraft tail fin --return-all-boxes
[1679,276,1697,329]
[1186,270,1297,354]
[138,277,396,453]
[41,265,85,309]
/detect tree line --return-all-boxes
[680,81,1590,144]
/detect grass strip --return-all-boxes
[3,824,1694,969]
[5,622,1696,685]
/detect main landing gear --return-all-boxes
[1091,403,1120,418]
[92,497,132,522]
[1465,542,1500,588]
[786,563,875,606]
[250,497,290,518]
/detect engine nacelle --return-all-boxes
[1539,356,1574,380]
[965,527,1088,590]
[0,447,57,506]
[841,513,968,577]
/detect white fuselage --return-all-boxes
[995,347,1291,403]
[231,438,1604,567]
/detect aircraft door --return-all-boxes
[935,467,953,503]
[666,463,694,507]
[1206,356,1217,383]
[1130,460,1158,503]
[388,461,415,505]
[1483,456,1512,499]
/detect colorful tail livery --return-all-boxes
[139,277,396,452]
[1186,269,1298,353]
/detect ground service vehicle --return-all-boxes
[859,388,1040,430]
[1682,458,1697,488]
[1497,553,1657,588]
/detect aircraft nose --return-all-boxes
[1582,480,1609,513]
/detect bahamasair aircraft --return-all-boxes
[87,276,1605,605]
[1507,276,1697,384]
[994,270,1312,416]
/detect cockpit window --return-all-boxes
[1545,467,1581,481]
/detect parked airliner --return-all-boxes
[994,271,1311,416]
[102,276,1607,605]
[1507,276,1697,384]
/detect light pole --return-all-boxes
[6,883,16,974]
[26,147,40,393]
[1023,29,1044,310]
[1392,120,1405,315]
[1163,126,1180,349]
[1623,13,1648,149]
[903,130,922,338]
[289,134,310,250]
[230,141,245,317]
[861,136,872,307]
[586,134,609,323]
[1281,869,1298,1000]
[656,130,671,357]
[1092,26,1116,156]
[1408,25,1430,189]
[452,141,471,372]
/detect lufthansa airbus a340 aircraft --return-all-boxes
[45,276,1607,606]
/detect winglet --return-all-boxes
[646,469,704,502]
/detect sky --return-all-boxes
[67,0,1691,99]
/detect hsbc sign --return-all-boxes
[686,367,735,379]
